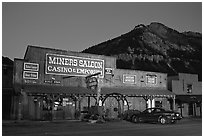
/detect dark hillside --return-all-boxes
[82,22,202,80]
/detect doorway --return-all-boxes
[104,97,119,119]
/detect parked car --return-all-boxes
[121,109,141,121]
[130,108,182,124]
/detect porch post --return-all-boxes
[51,96,54,121]
[96,77,101,116]
[17,96,22,120]
[147,96,152,108]
[173,95,176,110]
[194,103,197,117]
[96,77,101,106]
[17,89,23,120]
[88,96,90,110]
[200,103,202,117]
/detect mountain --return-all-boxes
[82,22,202,80]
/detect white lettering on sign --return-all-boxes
[45,53,104,78]
[48,56,78,66]
[23,71,38,79]
[105,68,114,75]
[24,62,39,71]
[123,74,136,84]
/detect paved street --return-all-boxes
[2,118,202,136]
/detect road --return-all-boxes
[2,118,202,136]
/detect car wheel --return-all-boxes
[159,116,168,124]
[132,115,139,123]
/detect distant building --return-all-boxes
[2,56,14,119]
[12,45,175,120]
[168,73,202,117]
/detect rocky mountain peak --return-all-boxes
[134,24,147,30]
[148,22,169,38]
[82,22,202,80]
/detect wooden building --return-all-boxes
[12,45,175,120]
[168,73,202,117]
[2,57,14,120]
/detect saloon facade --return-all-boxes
[13,45,175,120]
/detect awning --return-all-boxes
[22,84,94,95]
[101,87,175,97]
[21,84,176,98]
[176,95,202,103]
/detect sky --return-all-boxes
[2,2,202,60]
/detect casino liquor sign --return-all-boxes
[45,53,104,78]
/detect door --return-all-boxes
[53,97,76,120]
[104,97,119,119]
[141,108,154,122]
[63,98,75,120]
[188,103,193,116]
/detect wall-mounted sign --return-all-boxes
[123,74,136,84]
[45,53,104,78]
[24,79,37,84]
[105,68,114,75]
[23,71,38,79]
[24,62,39,71]
[146,74,157,85]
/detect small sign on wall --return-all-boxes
[24,62,39,71]
[123,74,136,84]
[105,68,114,75]
[23,62,39,82]
[23,71,38,79]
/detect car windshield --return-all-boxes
[153,108,165,113]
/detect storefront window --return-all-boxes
[42,97,52,111]
[53,98,63,111]
[155,101,162,108]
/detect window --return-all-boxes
[146,74,157,85]
[187,84,193,94]
[42,98,52,111]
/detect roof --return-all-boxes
[2,56,13,66]
[22,84,94,95]
[176,95,202,103]
[101,87,175,97]
[24,45,116,60]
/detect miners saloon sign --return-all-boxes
[45,53,104,78]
